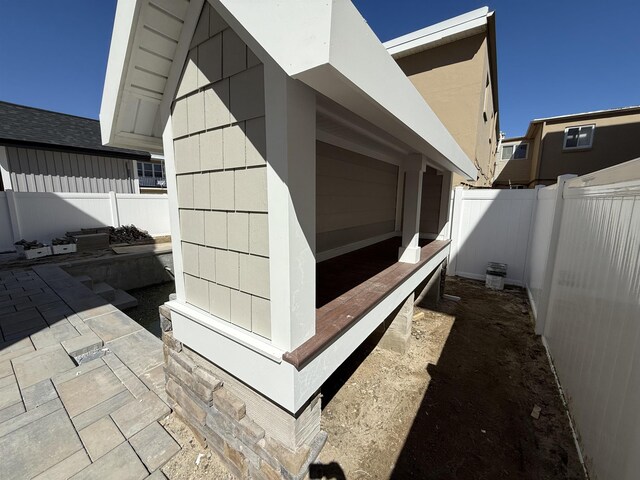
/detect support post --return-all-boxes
[398,154,426,264]
[108,191,120,228]
[264,62,317,351]
[447,186,464,276]
[5,190,21,243]
[536,174,576,335]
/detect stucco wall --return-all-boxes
[1,145,135,193]
[316,141,398,252]
[172,4,271,339]
[494,140,532,186]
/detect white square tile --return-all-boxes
[193,173,211,209]
[235,167,267,212]
[210,170,235,210]
[215,250,239,289]
[209,283,230,321]
[184,274,209,311]
[249,213,269,257]
[179,210,204,244]
[198,246,215,281]
[239,254,270,298]
[222,29,246,78]
[223,123,246,169]
[200,129,223,171]
[181,242,199,276]
[228,212,249,253]
[176,175,194,209]
[204,210,227,248]
[245,116,266,166]
[204,79,230,129]
[230,290,251,331]
[229,65,264,122]
[251,296,271,339]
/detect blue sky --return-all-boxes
[0,0,638,136]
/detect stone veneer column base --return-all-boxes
[378,293,415,354]
[159,305,326,479]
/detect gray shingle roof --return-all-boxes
[0,101,149,159]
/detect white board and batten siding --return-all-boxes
[2,146,136,194]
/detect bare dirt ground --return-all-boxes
[158,277,586,480]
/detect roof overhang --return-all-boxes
[101,0,476,179]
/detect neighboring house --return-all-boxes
[0,101,165,193]
[494,105,640,188]
[384,7,499,238]
[101,0,477,477]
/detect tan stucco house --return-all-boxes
[100,1,488,477]
[494,105,640,188]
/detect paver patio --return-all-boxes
[0,266,179,479]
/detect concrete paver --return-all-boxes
[107,328,163,377]
[30,320,80,349]
[31,449,91,480]
[12,344,75,389]
[85,310,143,342]
[70,441,149,480]
[130,421,181,472]
[78,415,125,461]
[57,365,127,418]
[71,389,135,431]
[0,397,63,437]
[112,390,171,438]
[0,401,25,423]
[61,331,103,358]
[22,378,58,410]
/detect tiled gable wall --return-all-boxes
[171,3,270,339]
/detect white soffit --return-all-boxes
[101,0,476,178]
[384,7,490,59]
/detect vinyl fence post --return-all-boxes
[5,190,22,243]
[447,186,464,276]
[109,191,120,228]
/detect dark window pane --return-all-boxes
[514,144,528,159]
[153,164,163,177]
[577,126,594,147]
[137,163,143,176]
[565,128,579,148]
[501,145,514,160]
[143,163,153,176]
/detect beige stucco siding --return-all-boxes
[172,4,271,339]
[494,140,532,186]
[316,142,398,253]
[2,146,135,193]
[537,113,640,183]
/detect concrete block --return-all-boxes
[181,242,199,276]
[210,170,235,210]
[230,290,252,330]
[61,332,103,359]
[198,246,216,281]
[93,282,115,302]
[235,167,267,212]
[187,91,206,134]
[212,388,246,420]
[166,378,206,425]
[194,367,222,392]
[216,250,239,289]
[251,296,271,339]
[249,213,269,257]
[379,293,414,355]
[209,283,231,321]
[224,441,249,477]
[69,441,148,480]
[230,65,265,122]
[78,416,125,461]
[130,422,180,471]
[200,129,223,171]
[239,254,270,299]
[246,116,266,166]
[174,135,200,173]
[209,6,227,36]
[172,97,189,138]
[193,172,211,209]
[162,331,182,353]
[111,290,138,311]
[168,347,198,374]
[204,210,228,248]
[180,209,205,244]
[176,50,198,99]
[223,123,246,169]
[264,437,310,475]
[176,175,194,208]
[197,32,222,87]
[228,212,249,253]
[222,29,246,78]
[239,416,266,445]
[111,390,171,438]
[204,78,231,129]
[184,274,209,311]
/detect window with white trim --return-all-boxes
[501,143,528,161]
[563,125,594,150]
[136,161,166,188]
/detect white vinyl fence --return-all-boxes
[449,158,640,480]
[0,190,170,252]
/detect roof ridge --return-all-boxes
[0,100,99,122]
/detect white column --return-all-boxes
[447,186,465,276]
[108,191,120,227]
[264,62,317,352]
[398,154,426,264]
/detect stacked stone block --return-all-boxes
[159,306,326,479]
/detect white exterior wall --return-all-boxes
[2,145,136,193]
[171,4,271,339]
[0,192,169,248]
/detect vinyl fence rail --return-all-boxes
[0,190,170,252]
[448,157,640,480]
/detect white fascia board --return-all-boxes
[214,0,475,179]
[100,0,141,148]
[384,7,489,59]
